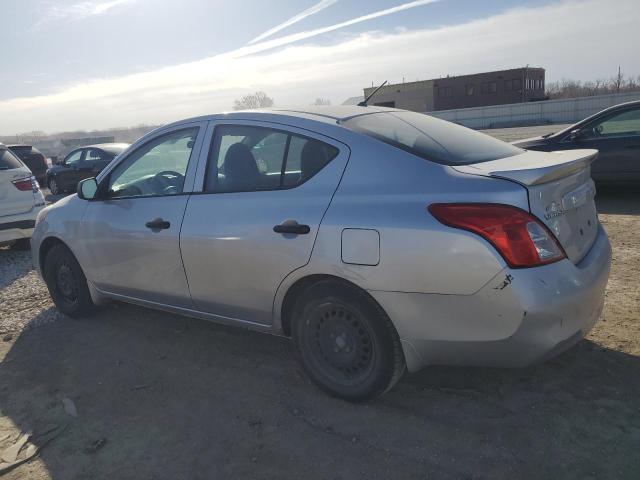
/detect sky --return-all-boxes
[1,0,638,134]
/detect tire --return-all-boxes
[12,238,31,251]
[292,280,405,402]
[43,244,94,317]
[48,177,59,195]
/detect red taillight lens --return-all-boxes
[428,203,566,268]
[12,176,39,192]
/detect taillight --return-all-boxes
[12,176,40,193]
[428,203,566,268]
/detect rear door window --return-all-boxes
[205,125,338,193]
[0,149,24,170]
[342,111,522,165]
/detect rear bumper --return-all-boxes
[370,225,612,372]
[0,210,42,244]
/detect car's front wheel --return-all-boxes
[43,244,94,317]
[48,177,60,195]
[292,280,405,402]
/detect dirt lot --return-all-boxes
[0,142,639,478]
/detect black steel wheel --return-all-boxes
[292,280,405,402]
[43,244,94,317]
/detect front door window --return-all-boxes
[107,128,199,198]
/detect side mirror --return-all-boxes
[570,129,585,141]
[77,177,98,200]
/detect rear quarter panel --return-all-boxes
[277,136,531,304]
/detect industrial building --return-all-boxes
[362,67,546,112]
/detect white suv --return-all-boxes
[0,143,46,249]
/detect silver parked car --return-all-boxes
[31,106,611,401]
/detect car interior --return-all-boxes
[210,127,338,193]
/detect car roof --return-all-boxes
[85,143,130,154]
[165,105,401,129]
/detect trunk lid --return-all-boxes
[453,149,599,264]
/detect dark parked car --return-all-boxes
[46,143,129,195]
[513,100,640,183]
[7,145,50,185]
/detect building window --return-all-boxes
[505,80,512,92]
[512,78,522,91]
[465,84,475,96]
[437,86,452,97]
[481,81,497,94]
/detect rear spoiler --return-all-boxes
[453,149,598,186]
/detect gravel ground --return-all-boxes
[0,134,638,479]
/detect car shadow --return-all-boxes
[1,303,638,479]
[596,184,640,215]
[0,248,33,290]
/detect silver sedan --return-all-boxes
[31,106,611,401]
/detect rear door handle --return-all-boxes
[145,218,171,230]
[273,221,310,235]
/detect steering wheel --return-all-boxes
[153,170,183,194]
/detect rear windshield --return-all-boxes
[8,146,33,158]
[0,148,24,170]
[342,111,522,165]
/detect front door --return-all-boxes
[60,150,84,191]
[180,121,349,324]
[77,124,205,307]
[571,105,640,182]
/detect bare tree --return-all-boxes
[613,66,624,94]
[546,71,640,100]
[233,91,274,110]
[312,98,331,106]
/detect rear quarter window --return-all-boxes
[0,149,24,170]
[342,111,522,165]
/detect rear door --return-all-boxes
[80,149,107,181]
[180,121,349,324]
[0,149,36,218]
[567,105,640,182]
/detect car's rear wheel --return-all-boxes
[48,177,60,195]
[292,280,405,402]
[43,244,94,317]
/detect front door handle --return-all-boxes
[145,218,171,230]
[625,144,640,149]
[273,220,310,235]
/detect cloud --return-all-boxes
[3,0,639,133]
[242,0,440,55]
[250,0,339,44]
[36,0,134,26]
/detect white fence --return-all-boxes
[428,91,640,129]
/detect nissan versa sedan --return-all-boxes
[31,106,612,401]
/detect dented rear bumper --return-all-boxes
[370,225,612,372]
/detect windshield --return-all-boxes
[342,111,523,165]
